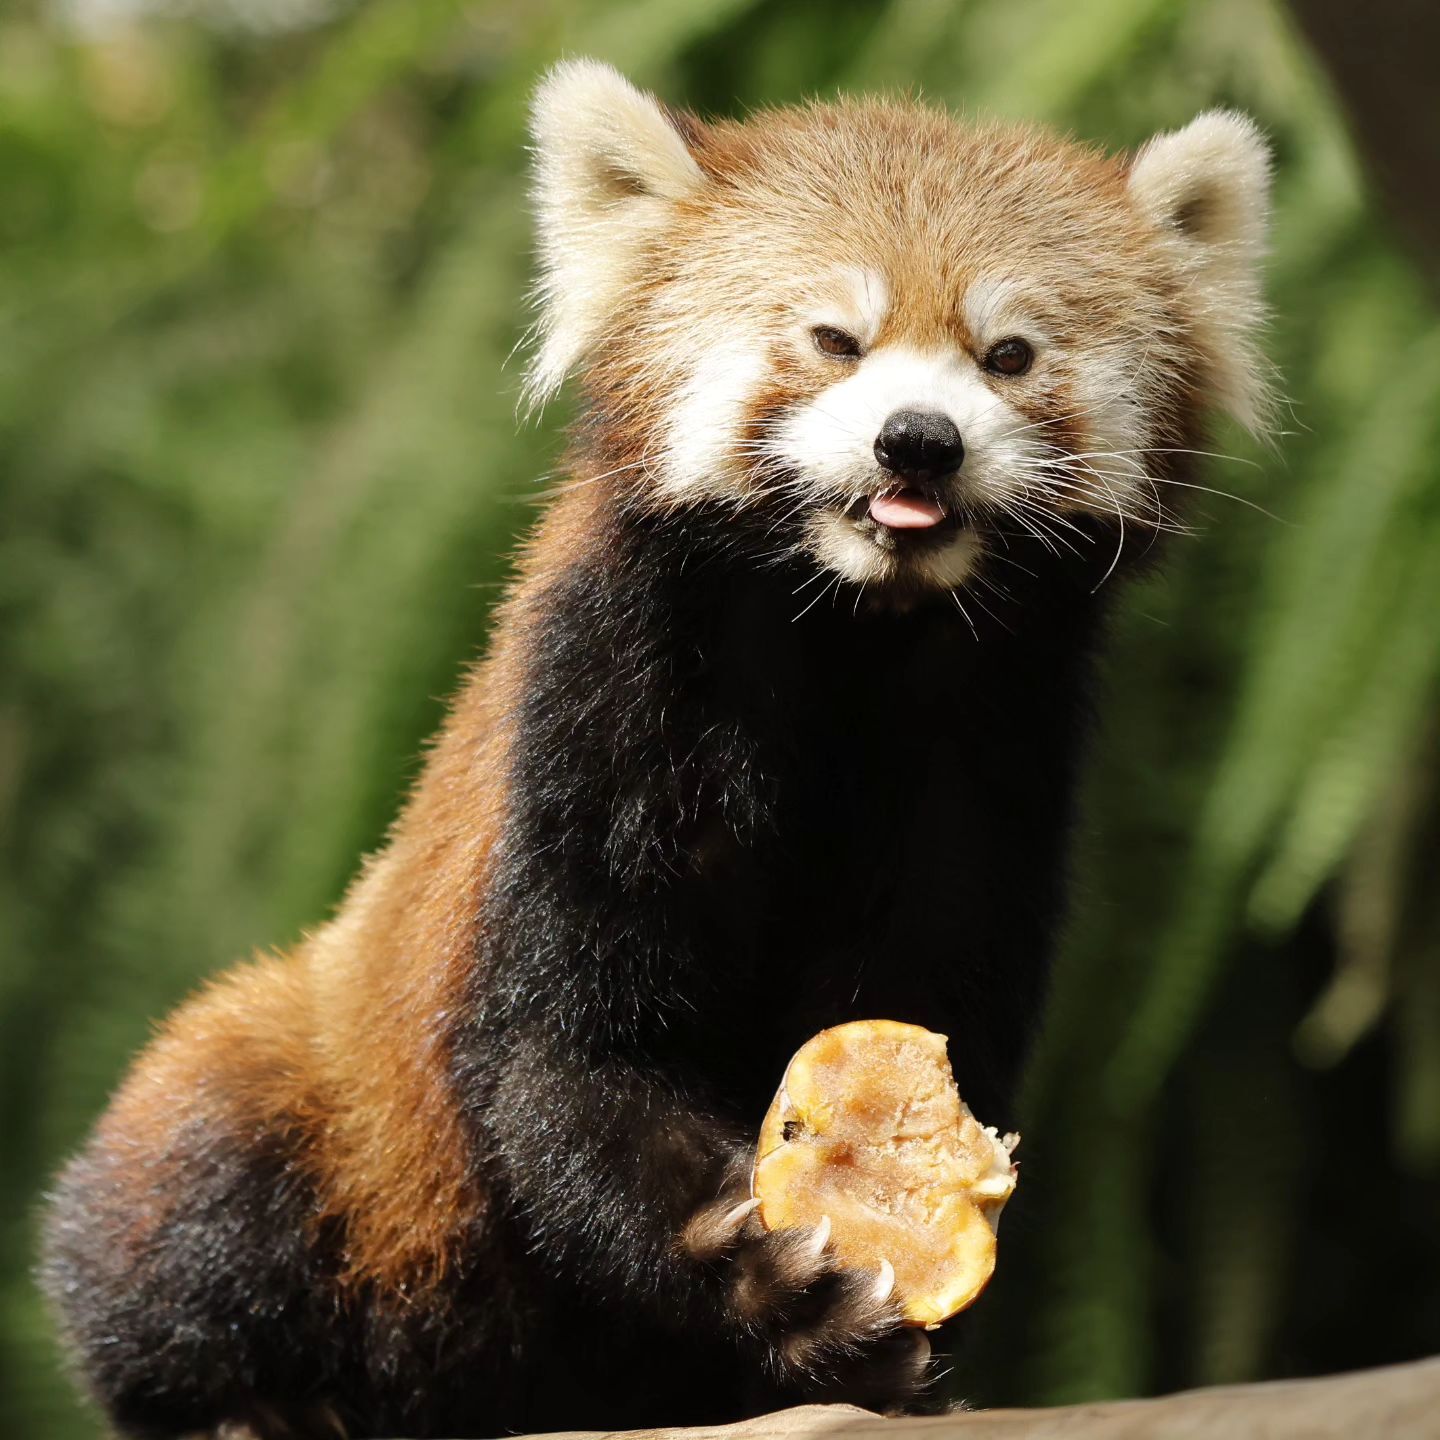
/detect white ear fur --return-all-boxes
[1128,110,1273,433]
[526,60,704,407]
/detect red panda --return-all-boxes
[41,61,1271,1440]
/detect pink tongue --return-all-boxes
[869,487,945,529]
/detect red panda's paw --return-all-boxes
[680,1192,932,1409]
[752,1243,933,1410]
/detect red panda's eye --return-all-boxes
[812,326,862,360]
[984,338,1034,376]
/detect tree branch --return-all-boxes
[525,1355,1440,1440]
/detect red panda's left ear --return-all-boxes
[525,60,707,409]
[1127,111,1274,435]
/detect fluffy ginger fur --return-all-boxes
[41,63,1271,1440]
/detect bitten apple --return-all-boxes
[752,1020,1018,1328]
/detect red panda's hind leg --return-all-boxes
[40,959,347,1440]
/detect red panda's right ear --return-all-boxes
[525,60,706,410]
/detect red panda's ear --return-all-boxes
[525,60,707,409]
[1127,111,1274,435]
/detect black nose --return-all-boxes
[874,409,965,481]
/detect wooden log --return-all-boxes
[524,1354,1440,1440]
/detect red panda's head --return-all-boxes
[526,61,1271,599]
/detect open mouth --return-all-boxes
[848,485,963,543]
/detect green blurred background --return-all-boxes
[3,0,1438,1433]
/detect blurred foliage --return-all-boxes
[2,0,1438,1433]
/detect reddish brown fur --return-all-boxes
[306,487,610,1292]
[81,97,1249,1298]
[93,485,609,1304]
[46,72,1271,1437]
[668,100,1173,369]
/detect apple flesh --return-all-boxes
[751,1020,1018,1329]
